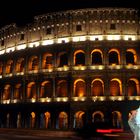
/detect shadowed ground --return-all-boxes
[0,128,134,140]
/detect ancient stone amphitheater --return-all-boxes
[0,8,139,130]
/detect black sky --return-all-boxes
[0,0,140,28]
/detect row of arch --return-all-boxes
[0,110,123,129]
[1,78,140,100]
[0,48,138,74]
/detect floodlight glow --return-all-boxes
[16,44,26,50]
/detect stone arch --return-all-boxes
[42,53,53,69]
[15,58,25,72]
[91,49,103,65]
[27,82,36,99]
[28,55,39,70]
[108,49,120,65]
[92,111,104,123]
[58,112,68,129]
[127,78,139,96]
[30,112,36,128]
[126,49,137,65]
[56,80,68,97]
[74,50,85,66]
[91,79,104,96]
[40,81,52,98]
[112,111,123,128]
[74,79,86,97]
[58,52,68,67]
[6,60,13,74]
[110,78,122,96]
[14,83,22,99]
[3,84,11,100]
[40,112,51,128]
[74,111,85,128]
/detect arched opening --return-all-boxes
[127,78,139,96]
[3,84,11,100]
[92,111,104,123]
[112,111,123,128]
[58,52,68,67]
[6,113,10,128]
[6,60,13,74]
[58,112,68,129]
[74,50,85,66]
[91,49,103,65]
[14,84,22,99]
[126,49,137,65]
[17,113,21,128]
[109,49,120,65]
[44,112,51,128]
[27,82,36,99]
[15,58,24,72]
[40,112,51,128]
[74,111,85,129]
[30,112,36,128]
[40,81,52,98]
[110,78,122,96]
[42,53,53,69]
[56,80,68,97]
[91,79,104,96]
[28,56,39,71]
[74,79,86,97]
[92,111,104,129]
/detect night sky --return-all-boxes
[0,0,140,28]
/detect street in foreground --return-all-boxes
[0,128,134,140]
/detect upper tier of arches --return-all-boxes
[0,8,139,55]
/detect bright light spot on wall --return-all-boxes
[108,65,122,69]
[128,96,140,100]
[5,73,13,77]
[107,35,121,40]
[109,96,124,101]
[42,40,54,45]
[90,35,103,41]
[89,65,104,70]
[72,36,86,42]
[57,38,69,43]
[31,98,36,103]
[16,44,26,50]
[124,35,136,41]
[73,66,86,70]
[99,97,105,101]
[29,42,40,48]
[16,72,24,76]
[46,98,51,102]
[62,97,68,102]
[57,66,69,71]
[28,70,38,74]
[73,97,86,101]
[13,99,18,103]
[40,98,46,102]
[6,47,15,53]
[3,100,10,104]
[55,97,68,102]
[0,50,5,55]
[136,97,140,100]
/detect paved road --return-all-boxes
[0,128,134,140]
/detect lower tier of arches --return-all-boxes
[0,100,139,131]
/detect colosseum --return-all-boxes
[0,7,140,131]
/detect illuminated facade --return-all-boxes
[0,8,140,130]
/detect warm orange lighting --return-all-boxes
[31,112,35,118]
